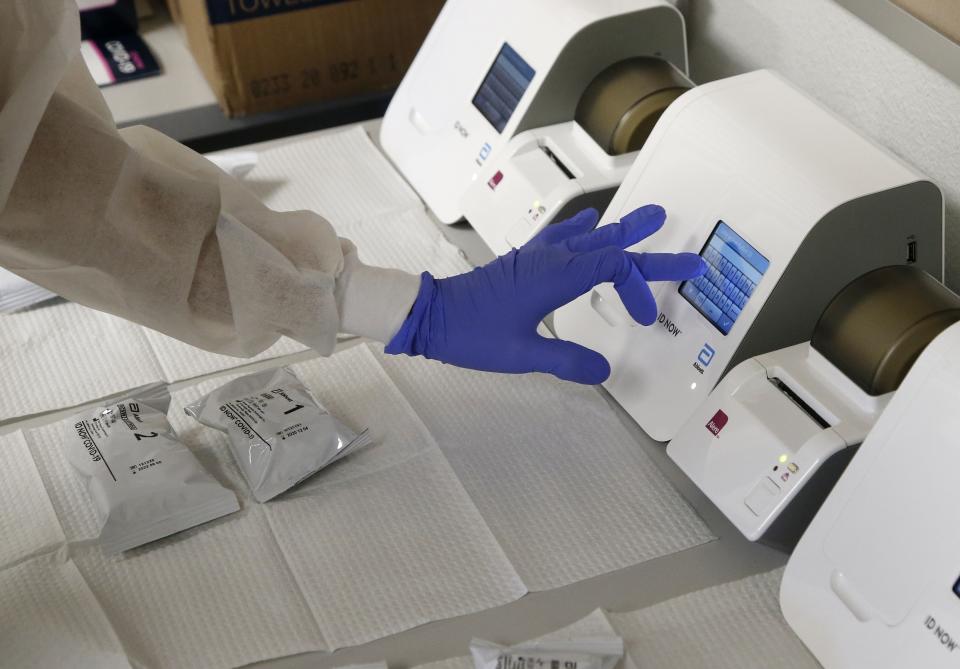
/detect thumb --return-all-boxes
[527,336,611,385]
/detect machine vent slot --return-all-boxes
[540,145,576,179]
[768,377,831,429]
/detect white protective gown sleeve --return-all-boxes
[0,1,420,356]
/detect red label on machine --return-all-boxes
[706,409,728,437]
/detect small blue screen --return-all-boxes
[472,43,535,134]
[680,221,770,335]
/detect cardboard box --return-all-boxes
[167,0,444,117]
[892,0,960,45]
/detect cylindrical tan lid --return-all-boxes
[812,266,960,395]
[575,57,691,156]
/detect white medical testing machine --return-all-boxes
[460,58,692,255]
[379,0,687,224]
[781,321,960,668]
[668,267,960,545]
[552,69,944,442]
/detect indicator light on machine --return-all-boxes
[530,200,547,221]
[778,454,788,464]
[487,170,504,191]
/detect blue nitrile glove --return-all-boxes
[385,205,707,384]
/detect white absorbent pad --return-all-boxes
[0,302,160,420]
[71,508,325,669]
[20,345,525,667]
[247,128,470,278]
[375,349,716,590]
[12,342,717,667]
[0,553,130,669]
[0,266,57,313]
[0,431,66,570]
[169,345,526,653]
[265,447,526,650]
[416,570,816,669]
[245,126,420,225]
[414,609,627,669]
[606,568,819,669]
[340,207,471,278]
[206,151,259,179]
[143,329,308,389]
[0,299,308,419]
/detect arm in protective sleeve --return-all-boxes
[0,1,419,357]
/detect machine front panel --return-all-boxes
[667,349,844,540]
[822,364,960,626]
[553,71,892,441]
[461,121,640,255]
[781,325,960,668]
[380,1,563,222]
[380,0,685,223]
[555,155,797,441]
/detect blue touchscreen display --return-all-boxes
[472,43,535,133]
[680,221,770,335]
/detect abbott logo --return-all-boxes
[706,409,728,437]
[693,343,715,375]
[698,344,716,366]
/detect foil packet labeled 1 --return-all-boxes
[470,638,624,669]
[66,383,240,555]
[184,367,371,503]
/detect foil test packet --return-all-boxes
[184,367,371,503]
[65,383,240,555]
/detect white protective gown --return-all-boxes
[0,1,421,357]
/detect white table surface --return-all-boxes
[0,121,789,668]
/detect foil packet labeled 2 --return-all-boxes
[66,383,240,555]
[184,367,371,503]
[470,638,624,669]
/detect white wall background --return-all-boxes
[679,0,960,288]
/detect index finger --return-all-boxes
[564,204,666,253]
[633,252,707,282]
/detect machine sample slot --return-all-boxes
[540,144,576,179]
[767,377,831,429]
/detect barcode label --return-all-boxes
[497,655,579,669]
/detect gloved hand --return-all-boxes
[386,205,706,384]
